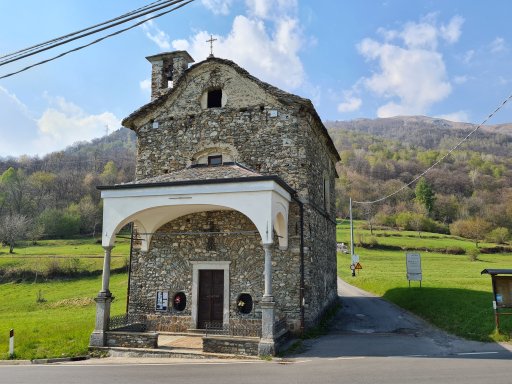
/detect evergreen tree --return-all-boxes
[415,177,435,214]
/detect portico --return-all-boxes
[90,165,293,355]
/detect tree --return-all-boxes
[415,177,435,214]
[100,161,119,185]
[450,218,492,247]
[0,213,30,253]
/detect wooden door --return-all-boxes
[197,270,224,328]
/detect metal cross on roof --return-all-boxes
[206,34,217,58]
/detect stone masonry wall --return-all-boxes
[128,210,301,328]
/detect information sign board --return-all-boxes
[406,253,422,284]
[494,276,512,308]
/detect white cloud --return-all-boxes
[347,15,461,118]
[463,49,475,64]
[490,37,506,53]
[35,96,120,153]
[453,75,467,85]
[436,111,470,122]
[141,20,171,50]
[139,79,151,93]
[173,6,305,90]
[440,15,464,43]
[246,0,297,20]
[337,93,362,113]
[0,88,120,157]
[201,0,233,15]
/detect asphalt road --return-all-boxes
[1,278,511,384]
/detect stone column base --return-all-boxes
[89,331,107,347]
[258,338,275,356]
[89,292,113,347]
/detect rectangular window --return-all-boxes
[208,155,223,166]
[207,89,222,108]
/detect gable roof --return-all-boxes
[122,57,340,162]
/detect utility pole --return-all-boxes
[349,197,356,277]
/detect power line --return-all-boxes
[353,92,512,205]
[0,0,194,79]
[0,0,189,66]
[0,0,172,64]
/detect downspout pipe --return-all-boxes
[126,222,134,313]
[292,194,305,336]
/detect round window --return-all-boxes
[236,293,253,314]
[173,292,186,311]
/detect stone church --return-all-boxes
[90,50,340,356]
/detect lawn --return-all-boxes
[0,236,131,278]
[337,221,512,341]
[0,273,128,360]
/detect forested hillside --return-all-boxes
[326,116,512,245]
[1,116,511,250]
[0,128,136,249]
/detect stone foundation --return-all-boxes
[203,336,259,356]
[105,331,158,349]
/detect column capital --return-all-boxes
[102,245,115,252]
[262,242,273,250]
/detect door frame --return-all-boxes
[191,261,230,328]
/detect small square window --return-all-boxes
[208,155,223,166]
[207,89,222,108]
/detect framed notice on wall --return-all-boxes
[155,291,169,311]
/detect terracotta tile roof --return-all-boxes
[123,163,263,185]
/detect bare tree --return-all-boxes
[0,213,30,253]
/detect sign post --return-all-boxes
[406,253,422,287]
[9,329,14,358]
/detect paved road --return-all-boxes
[297,278,512,359]
[1,278,511,384]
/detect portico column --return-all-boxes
[263,243,273,301]
[259,243,276,356]
[90,246,114,347]
[100,245,114,294]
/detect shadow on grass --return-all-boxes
[382,287,511,342]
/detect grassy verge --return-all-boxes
[0,273,128,360]
[337,222,512,341]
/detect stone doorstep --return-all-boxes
[91,346,259,360]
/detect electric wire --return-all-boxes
[0,0,194,80]
[0,0,171,64]
[353,92,512,205]
[0,0,189,66]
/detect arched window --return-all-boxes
[236,293,253,314]
[173,292,187,311]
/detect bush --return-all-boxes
[485,227,510,244]
[38,209,80,238]
[467,248,480,262]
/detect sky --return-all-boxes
[1,0,512,157]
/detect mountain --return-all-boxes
[325,116,512,156]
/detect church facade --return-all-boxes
[90,50,340,356]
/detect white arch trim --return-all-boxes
[101,179,291,251]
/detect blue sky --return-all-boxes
[1,0,512,157]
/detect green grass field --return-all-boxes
[0,237,131,278]
[0,273,128,360]
[337,221,512,341]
